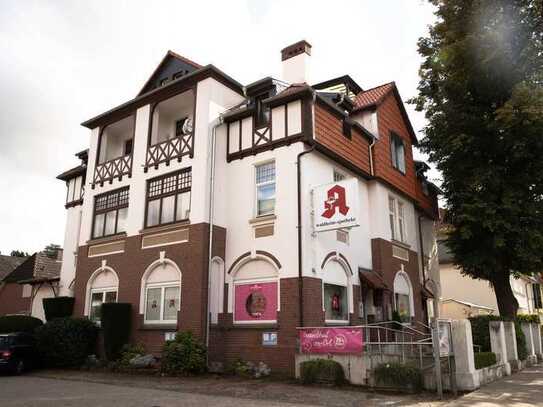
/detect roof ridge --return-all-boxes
[166,50,202,69]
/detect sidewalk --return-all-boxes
[445,363,543,406]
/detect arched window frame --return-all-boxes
[321,254,353,325]
[227,253,280,325]
[84,266,119,323]
[393,270,415,322]
[139,258,182,325]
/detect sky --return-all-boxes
[0,0,438,255]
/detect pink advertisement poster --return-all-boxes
[299,327,363,354]
[234,282,277,322]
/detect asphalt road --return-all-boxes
[0,376,313,407]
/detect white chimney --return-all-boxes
[281,40,312,84]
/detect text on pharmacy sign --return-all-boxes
[313,178,360,232]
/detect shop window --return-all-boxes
[232,258,278,324]
[393,271,413,323]
[142,261,181,325]
[323,259,350,324]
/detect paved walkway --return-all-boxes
[444,363,543,406]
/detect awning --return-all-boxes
[358,268,388,290]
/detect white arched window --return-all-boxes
[322,259,351,324]
[231,258,279,324]
[209,257,225,324]
[393,271,414,322]
[86,267,119,323]
[141,260,181,325]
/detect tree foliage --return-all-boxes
[10,250,29,257]
[411,0,543,317]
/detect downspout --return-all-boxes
[368,136,376,176]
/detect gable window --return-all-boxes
[145,168,191,228]
[389,196,407,243]
[255,162,275,216]
[390,132,406,173]
[92,188,129,239]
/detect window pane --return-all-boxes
[391,137,397,167]
[105,210,117,236]
[397,142,406,173]
[93,213,105,238]
[163,286,180,321]
[117,208,128,233]
[256,162,275,184]
[395,293,410,322]
[145,288,161,321]
[147,199,160,227]
[161,195,175,224]
[324,283,348,321]
[398,202,405,242]
[90,292,103,321]
[388,198,396,240]
[176,191,191,220]
[257,184,275,216]
[105,291,117,303]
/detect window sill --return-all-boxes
[86,233,127,245]
[139,324,177,331]
[391,239,410,249]
[325,320,350,326]
[249,214,276,225]
[231,323,278,329]
[139,220,190,235]
[391,165,407,176]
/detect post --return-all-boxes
[489,320,511,376]
[532,323,542,359]
[431,319,443,399]
[503,321,519,371]
[451,319,479,391]
[521,323,537,365]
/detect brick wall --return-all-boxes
[73,223,225,355]
[314,103,371,174]
[371,238,426,325]
[0,283,30,316]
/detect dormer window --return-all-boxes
[390,132,406,174]
[173,70,188,80]
[254,93,270,129]
[159,78,170,87]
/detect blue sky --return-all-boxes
[0,0,437,254]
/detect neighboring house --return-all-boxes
[56,40,440,375]
[438,230,543,320]
[0,255,27,281]
[0,250,62,321]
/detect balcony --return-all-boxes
[93,115,135,187]
[145,90,194,171]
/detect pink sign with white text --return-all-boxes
[299,327,363,354]
[234,282,277,322]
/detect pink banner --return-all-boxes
[234,282,277,322]
[299,327,363,354]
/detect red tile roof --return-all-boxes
[353,82,395,110]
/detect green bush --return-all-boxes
[161,331,206,375]
[42,297,75,321]
[300,359,345,386]
[469,315,500,352]
[35,317,98,368]
[515,321,528,361]
[516,314,540,324]
[119,343,146,367]
[373,362,422,391]
[0,315,43,334]
[101,303,132,361]
[474,352,497,369]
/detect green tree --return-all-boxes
[412,0,543,318]
[10,250,29,257]
[43,243,61,259]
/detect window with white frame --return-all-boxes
[255,162,276,216]
[142,262,181,325]
[86,268,119,323]
[323,260,350,324]
[333,169,346,182]
[390,132,406,173]
[389,196,407,243]
[393,271,413,323]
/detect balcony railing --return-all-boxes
[144,133,194,171]
[92,154,132,187]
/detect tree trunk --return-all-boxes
[490,271,519,319]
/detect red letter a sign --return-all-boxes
[321,185,350,219]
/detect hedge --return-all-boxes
[101,303,132,361]
[516,314,540,324]
[35,317,98,368]
[300,359,345,386]
[43,296,75,321]
[469,315,528,361]
[474,352,497,369]
[0,315,43,334]
[373,362,422,391]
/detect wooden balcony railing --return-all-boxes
[144,133,193,172]
[92,154,132,187]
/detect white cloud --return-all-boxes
[0,0,438,254]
